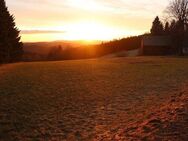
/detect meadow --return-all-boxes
[1,57,188,141]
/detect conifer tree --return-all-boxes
[0,0,23,63]
[164,22,170,35]
[150,16,164,35]
[169,20,177,35]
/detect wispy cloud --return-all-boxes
[21,30,65,34]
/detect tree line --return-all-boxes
[150,16,188,37]
[45,36,143,61]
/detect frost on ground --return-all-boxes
[102,86,188,141]
[0,57,188,141]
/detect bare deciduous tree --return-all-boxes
[167,0,188,31]
[166,0,188,55]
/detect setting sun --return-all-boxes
[6,0,169,42]
[63,21,125,41]
[21,21,142,42]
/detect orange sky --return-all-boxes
[6,0,169,42]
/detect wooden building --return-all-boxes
[141,36,173,55]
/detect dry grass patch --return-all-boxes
[0,57,188,140]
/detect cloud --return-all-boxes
[21,30,65,34]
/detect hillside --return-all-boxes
[22,36,142,62]
[0,57,188,140]
[23,40,101,55]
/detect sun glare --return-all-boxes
[62,21,124,41]
[20,21,141,42]
[21,22,141,42]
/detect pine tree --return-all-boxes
[169,20,177,35]
[0,0,23,63]
[150,16,164,35]
[186,23,188,35]
[164,22,170,35]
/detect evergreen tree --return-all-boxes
[168,20,177,34]
[0,0,23,63]
[186,23,188,35]
[164,22,170,35]
[150,16,164,35]
[47,46,63,61]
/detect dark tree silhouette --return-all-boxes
[169,20,177,34]
[150,16,164,35]
[47,45,63,60]
[164,22,170,35]
[186,23,188,34]
[167,0,188,30]
[0,0,23,63]
[166,0,188,55]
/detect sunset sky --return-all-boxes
[6,0,169,42]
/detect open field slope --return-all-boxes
[0,57,188,141]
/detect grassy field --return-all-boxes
[0,57,188,141]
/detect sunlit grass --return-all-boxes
[0,57,188,140]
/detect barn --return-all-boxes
[141,36,173,55]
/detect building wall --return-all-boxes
[141,36,174,55]
[141,36,188,55]
[143,45,173,55]
[143,36,171,47]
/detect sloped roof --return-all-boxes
[143,36,171,46]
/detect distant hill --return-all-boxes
[22,36,143,61]
[23,40,101,55]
